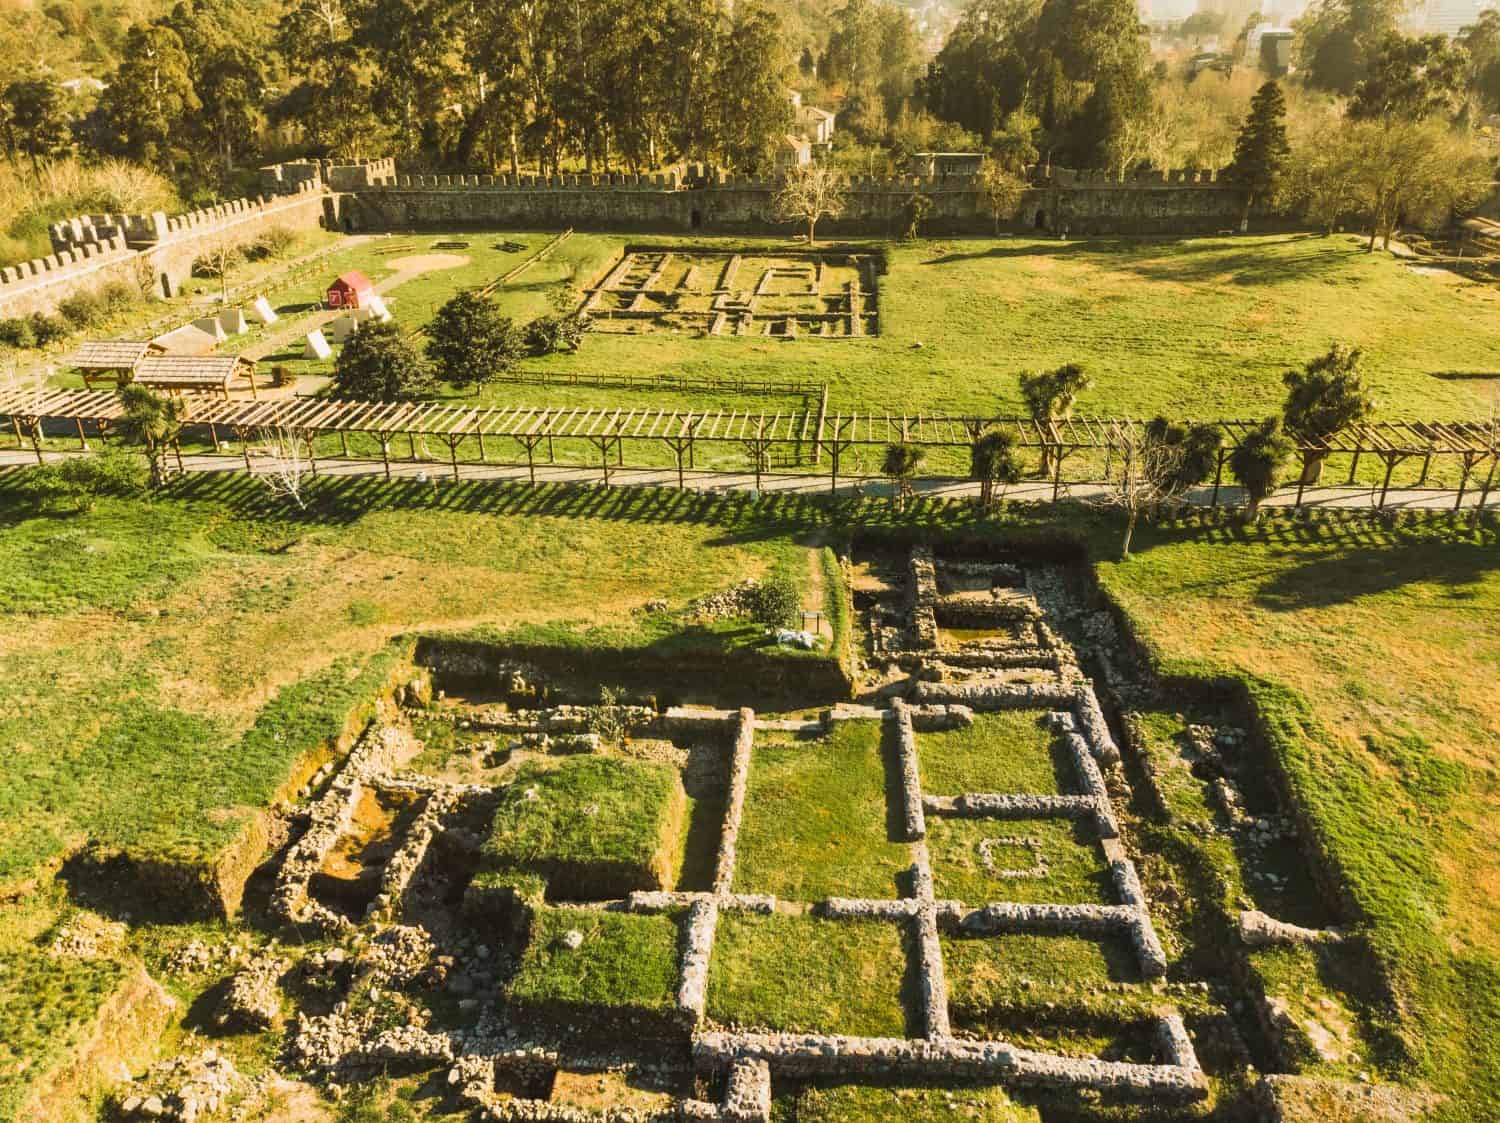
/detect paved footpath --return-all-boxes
[1,447,1492,512]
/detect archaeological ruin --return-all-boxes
[76,535,1381,1123]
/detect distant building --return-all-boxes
[785,89,836,149]
[326,270,376,310]
[1246,23,1296,74]
[909,152,985,178]
[775,135,813,170]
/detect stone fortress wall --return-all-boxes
[287,157,1243,240]
[0,152,1239,320]
[0,181,329,319]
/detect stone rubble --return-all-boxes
[924,793,1097,821]
[215,953,289,1031]
[907,546,939,649]
[681,1058,772,1122]
[46,912,126,960]
[692,1031,1206,1099]
[1239,909,1347,948]
[677,898,719,1024]
[115,1048,246,1122]
[271,722,419,934]
[977,836,1048,879]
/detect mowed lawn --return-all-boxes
[495,233,1500,420]
[1095,516,1500,1118]
[0,476,807,889]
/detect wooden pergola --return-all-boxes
[1,388,1496,509]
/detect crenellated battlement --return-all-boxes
[4,181,328,319]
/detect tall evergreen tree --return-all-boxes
[1,78,72,176]
[98,25,201,174]
[1226,81,1290,231]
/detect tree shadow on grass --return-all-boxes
[1250,538,1500,612]
[160,469,1010,548]
[919,232,1353,288]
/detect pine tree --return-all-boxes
[1226,81,1291,232]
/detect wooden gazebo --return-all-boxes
[65,341,165,389]
[131,354,258,399]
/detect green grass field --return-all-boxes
[508,908,681,1021]
[706,912,910,1037]
[450,232,1500,420]
[914,711,1068,796]
[926,816,1111,907]
[0,474,815,892]
[732,722,912,901]
[478,755,686,899]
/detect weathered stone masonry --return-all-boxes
[299,160,1245,239]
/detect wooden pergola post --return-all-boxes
[664,435,692,489]
[74,417,88,451]
[821,418,853,495]
[379,433,392,481]
[518,434,546,485]
[1376,453,1404,509]
[445,434,463,480]
[23,416,43,466]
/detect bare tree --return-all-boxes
[198,237,244,305]
[1097,419,1221,558]
[252,424,314,508]
[773,164,848,246]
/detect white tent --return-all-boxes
[365,293,393,322]
[303,329,332,360]
[191,316,228,342]
[248,295,278,325]
[330,313,360,342]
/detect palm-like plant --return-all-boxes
[118,384,185,488]
[883,442,926,511]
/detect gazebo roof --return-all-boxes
[65,340,160,370]
[133,354,254,390]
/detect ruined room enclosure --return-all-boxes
[581,248,880,338]
[120,548,1387,1123]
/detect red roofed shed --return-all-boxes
[327,270,375,310]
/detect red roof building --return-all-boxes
[326,270,376,309]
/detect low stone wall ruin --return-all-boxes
[692,1029,1206,1099]
[713,709,755,895]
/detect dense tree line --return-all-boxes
[0,0,807,197]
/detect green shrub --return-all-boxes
[24,449,148,512]
[98,280,140,315]
[57,290,106,328]
[248,225,297,260]
[0,317,36,349]
[745,572,800,628]
[27,312,68,345]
